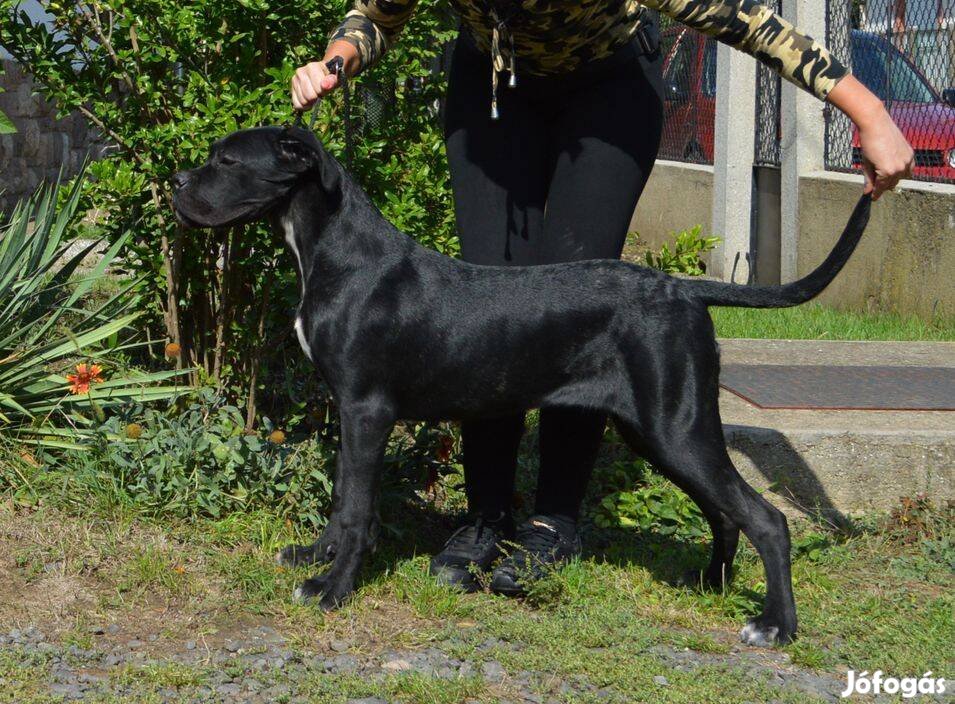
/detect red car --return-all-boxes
[659,27,955,181]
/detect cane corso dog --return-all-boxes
[172,125,871,646]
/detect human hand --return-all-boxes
[858,108,914,200]
[291,61,340,111]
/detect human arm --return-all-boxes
[826,74,914,199]
[644,0,913,196]
[291,0,418,111]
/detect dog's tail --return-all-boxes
[686,194,871,309]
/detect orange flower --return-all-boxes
[268,430,286,445]
[125,423,143,440]
[66,363,104,395]
[164,342,181,359]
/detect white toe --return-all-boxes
[739,622,778,647]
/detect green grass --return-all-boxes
[2,445,953,703]
[711,302,954,341]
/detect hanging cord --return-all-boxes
[293,55,354,166]
[489,7,518,120]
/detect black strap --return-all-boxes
[633,14,659,57]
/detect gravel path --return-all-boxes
[3,622,929,703]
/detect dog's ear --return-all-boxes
[277,136,318,173]
[277,131,341,198]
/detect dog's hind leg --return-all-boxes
[293,399,394,610]
[612,419,739,590]
[615,416,796,646]
[682,507,740,591]
[662,442,795,646]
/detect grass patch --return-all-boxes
[1,441,952,702]
[711,302,954,341]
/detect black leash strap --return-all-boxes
[293,55,354,166]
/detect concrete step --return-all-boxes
[718,339,954,521]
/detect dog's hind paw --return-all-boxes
[739,617,794,647]
[678,568,731,592]
[277,541,337,568]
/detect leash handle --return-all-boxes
[291,56,354,166]
[325,56,354,166]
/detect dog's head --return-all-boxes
[171,126,340,229]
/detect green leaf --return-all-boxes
[0,108,15,135]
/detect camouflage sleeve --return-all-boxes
[643,0,849,99]
[328,0,419,72]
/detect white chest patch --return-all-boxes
[294,316,313,362]
[282,216,312,362]
[281,215,305,294]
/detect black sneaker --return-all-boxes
[490,514,581,595]
[429,514,513,592]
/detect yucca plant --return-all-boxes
[0,166,189,448]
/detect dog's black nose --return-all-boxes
[171,172,190,192]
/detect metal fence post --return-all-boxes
[711,43,756,283]
[779,0,828,283]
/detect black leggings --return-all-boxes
[443,30,665,522]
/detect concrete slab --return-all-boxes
[716,339,954,521]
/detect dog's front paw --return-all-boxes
[292,574,353,611]
[739,616,794,647]
[276,543,320,567]
[276,525,342,567]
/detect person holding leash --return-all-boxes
[292,0,913,594]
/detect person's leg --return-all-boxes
[445,32,555,519]
[430,34,552,589]
[533,46,666,522]
[491,43,666,594]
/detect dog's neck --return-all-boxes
[270,170,397,295]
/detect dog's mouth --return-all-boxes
[172,204,204,229]
[172,197,272,229]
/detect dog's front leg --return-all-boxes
[276,454,349,568]
[293,400,393,611]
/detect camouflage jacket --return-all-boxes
[330,0,848,101]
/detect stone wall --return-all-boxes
[0,59,104,212]
[628,160,715,255]
[797,171,955,320]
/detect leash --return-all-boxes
[294,55,355,166]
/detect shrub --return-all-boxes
[8,388,336,528]
[0,169,187,448]
[0,0,457,423]
[592,459,708,541]
[644,225,720,277]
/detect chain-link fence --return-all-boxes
[658,14,716,164]
[755,1,783,167]
[826,0,955,184]
[657,4,782,169]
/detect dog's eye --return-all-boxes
[219,154,239,166]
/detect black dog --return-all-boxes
[172,126,870,647]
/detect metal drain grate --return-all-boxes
[720,365,955,411]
